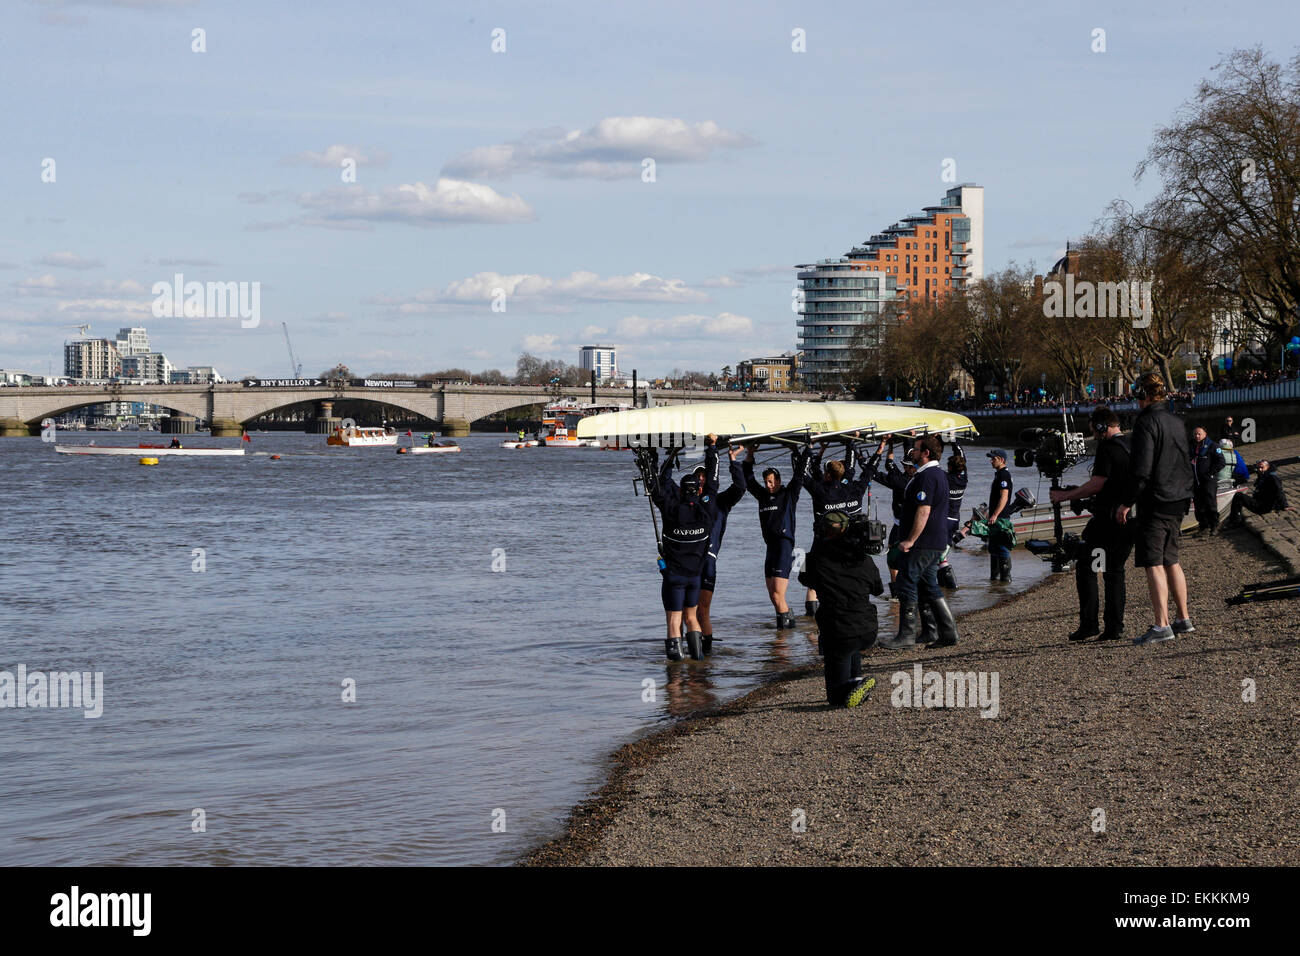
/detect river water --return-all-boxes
[0,431,1086,865]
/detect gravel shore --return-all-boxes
[524,436,1300,866]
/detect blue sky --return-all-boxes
[3,0,1298,379]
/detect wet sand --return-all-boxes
[524,437,1300,866]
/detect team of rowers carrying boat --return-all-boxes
[647,430,970,679]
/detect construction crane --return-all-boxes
[281,322,303,379]
[68,325,90,337]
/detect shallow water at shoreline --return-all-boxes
[0,432,1088,865]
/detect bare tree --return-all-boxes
[1135,47,1300,361]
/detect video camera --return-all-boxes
[1014,427,1087,480]
[820,513,887,555]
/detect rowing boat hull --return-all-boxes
[54,445,245,456]
[1008,483,1242,546]
[402,445,461,454]
[575,401,977,445]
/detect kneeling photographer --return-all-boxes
[798,511,884,708]
[1048,406,1132,642]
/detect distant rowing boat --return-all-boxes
[398,445,461,455]
[54,445,245,457]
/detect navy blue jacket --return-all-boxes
[901,462,951,550]
[651,444,721,577]
[744,447,806,544]
[800,445,873,532]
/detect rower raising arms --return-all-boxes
[650,435,722,661]
[693,444,747,654]
[743,442,808,629]
[798,434,873,617]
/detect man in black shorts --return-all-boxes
[1117,374,1195,645]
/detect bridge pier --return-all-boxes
[161,415,198,434]
[209,417,245,438]
[0,417,35,437]
[309,401,342,435]
[442,417,471,438]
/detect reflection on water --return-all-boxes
[0,432,1085,865]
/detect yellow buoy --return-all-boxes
[139,457,159,466]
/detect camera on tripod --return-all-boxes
[1014,427,1087,480]
[1015,421,1089,572]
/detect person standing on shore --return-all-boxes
[798,511,882,708]
[986,449,1014,583]
[1117,373,1196,645]
[1050,407,1132,642]
[1219,416,1243,446]
[1190,426,1225,535]
[651,435,721,661]
[693,445,747,655]
[743,443,809,629]
[1226,459,1291,525]
[880,435,957,650]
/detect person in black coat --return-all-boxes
[1227,460,1291,524]
[798,511,883,708]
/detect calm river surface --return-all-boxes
[0,431,1086,865]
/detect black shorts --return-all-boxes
[700,554,718,592]
[1134,511,1182,568]
[764,538,794,579]
[661,572,702,611]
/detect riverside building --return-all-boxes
[796,184,984,390]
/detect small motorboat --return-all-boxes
[327,425,398,447]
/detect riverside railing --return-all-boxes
[1192,378,1300,408]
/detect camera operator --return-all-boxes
[985,449,1014,583]
[1049,407,1131,642]
[1116,372,1196,645]
[880,435,957,649]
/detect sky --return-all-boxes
[3,0,1299,380]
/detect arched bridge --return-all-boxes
[0,381,823,436]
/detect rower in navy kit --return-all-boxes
[650,434,722,661]
[693,444,747,654]
[937,446,968,589]
[799,435,874,618]
[743,443,808,629]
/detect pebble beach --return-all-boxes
[524,436,1300,867]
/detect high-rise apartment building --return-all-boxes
[579,345,617,382]
[115,327,150,356]
[119,352,173,383]
[64,339,121,381]
[796,184,984,390]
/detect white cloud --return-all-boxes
[580,325,607,338]
[520,333,560,353]
[443,117,758,180]
[615,312,754,340]
[280,144,391,168]
[370,270,708,314]
[36,251,103,270]
[292,179,534,229]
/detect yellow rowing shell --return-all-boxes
[575,401,978,444]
